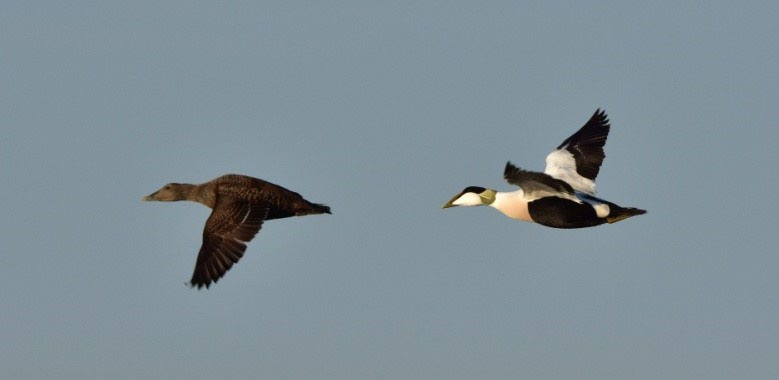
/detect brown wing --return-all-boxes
[189,196,269,289]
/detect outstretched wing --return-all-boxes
[190,196,269,289]
[544,109,610,194]
[504,161,575,201]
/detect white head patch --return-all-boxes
[451,192,485,207]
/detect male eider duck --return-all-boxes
[443,109,645,228]
[143,174,330,289]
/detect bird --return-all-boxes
[143,174,331,289]
[442,109,645,228]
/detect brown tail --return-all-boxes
[606,206,646,224]
[291,201,331,217]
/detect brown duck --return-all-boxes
[143,174,331,289]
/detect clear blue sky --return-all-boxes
[2,1,777,378]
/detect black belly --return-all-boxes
[527,197,606,229]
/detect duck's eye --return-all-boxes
[164,185,172,190]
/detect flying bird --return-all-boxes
[443,109,645,228]
[143,174,330,289]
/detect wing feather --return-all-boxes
[189,197,269,289]
[544,109,610,194]
[504,161,576,201]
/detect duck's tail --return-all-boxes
[309,203,332,215]
[606,206,646,224]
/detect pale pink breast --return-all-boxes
[492,193,533,222]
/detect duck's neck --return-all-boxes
[180,183,216,209]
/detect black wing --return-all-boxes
[548,108,610,181]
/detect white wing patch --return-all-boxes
[576,192,611,218]
[544,149,597,195]
[592,203,610,218]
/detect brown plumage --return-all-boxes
[143,174,331,289]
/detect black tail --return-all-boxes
[311,203,331,215]
[606,206,646,224]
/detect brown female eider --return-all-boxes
[143,174,331,289]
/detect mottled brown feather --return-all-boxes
[143,174,331,289]
[190,199,268,289]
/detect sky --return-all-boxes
[1,1,778,379]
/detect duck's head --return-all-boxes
[442,186,497,208]
[143,183,192,202]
